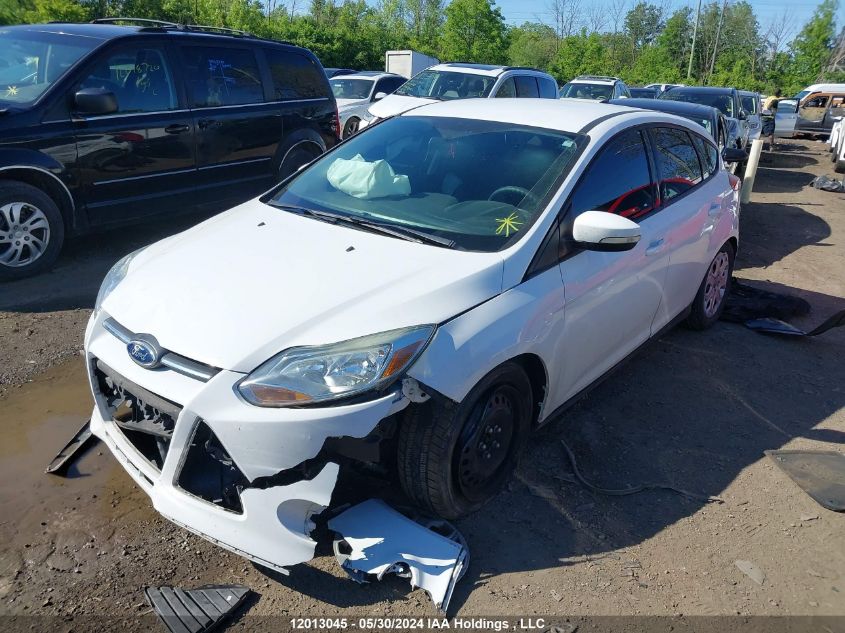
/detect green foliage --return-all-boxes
[440,0,507,64]
[3,0,841,95]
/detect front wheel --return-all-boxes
[0,180,65,281]
[685,242,735,330]
[397,362,533,519]
[342,117,360,139]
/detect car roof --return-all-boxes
[429,63,548,77]
[664,86,735,94]
[403,98,639,133]
[608,98,719,119]
[334,71,402,80]
[6,22,135,39]
[569,76,620,85]
[738,90,759,97]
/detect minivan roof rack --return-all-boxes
[91,17,180,28]
[182,24,252,37]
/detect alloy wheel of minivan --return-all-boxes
[397,362,533,519]
[0,180,64,280]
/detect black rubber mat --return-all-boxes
[144,584,252,633]
[766,450,845,512]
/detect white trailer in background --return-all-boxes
[385,50,439,79]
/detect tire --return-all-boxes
[0,180,65,281]
[685,241,735,331]
[397,362,533,519]
[836,152,845,173]
[278,143,323,181]
[342,117,360,139]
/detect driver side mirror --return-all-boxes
[373,91,387,101]
[738,110,748,120]
[74,87,118,115]
[572,211,641,252]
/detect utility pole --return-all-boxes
[687,0,702,80]
[708,0,728,83]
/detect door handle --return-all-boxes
[645,238,665,256]
[165,124,190,134]
[197,118,217,130]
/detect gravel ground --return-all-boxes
[0,139,843,631]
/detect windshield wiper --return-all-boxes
[269,203,456,248]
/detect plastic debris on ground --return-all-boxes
[327,499,469,613]
[144,584,252,633]
[745,310,845,337]
[766,450,845,512]
[810,174,845,192]
[45,419,97,475]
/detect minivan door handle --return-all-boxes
[197,118,217,130]
[645,238,665,256]
[165,124,190,134]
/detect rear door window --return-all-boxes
[265,48,329,100]
[494,77,516,98]
[182,46,264,107]
[514,75,539,98]
[538,78,557,99]
[650,127,704,202]
[568,129,656,220]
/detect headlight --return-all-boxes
[94,249,142,315]
[238,325,435,406]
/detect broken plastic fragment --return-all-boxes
[144,584,252,633]
[328,499,468,613]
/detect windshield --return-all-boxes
[394,70,495,100]
[794,90,810,101]
[330,78,374,100]
[560,82,613,100]
[660,90,735,117]
[267,116,584,252]
[0,30,99,105]
[741,95,758,114]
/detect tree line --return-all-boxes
[2,0,842,94]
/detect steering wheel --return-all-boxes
[488,185,539,208]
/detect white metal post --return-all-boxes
[740,139,765,204]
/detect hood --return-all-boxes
[336,98,367,110]
[103,201,504,373]
[368,94,437,119]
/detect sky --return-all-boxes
[493,0,844,40]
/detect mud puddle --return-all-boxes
[0,357,146,596]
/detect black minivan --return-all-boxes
[0,20,339,279]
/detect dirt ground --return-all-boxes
[0,139,843,631]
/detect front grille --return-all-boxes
[94,359,182,471]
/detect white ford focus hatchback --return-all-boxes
[85,99,740,574]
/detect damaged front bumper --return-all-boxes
[85,312,410,573]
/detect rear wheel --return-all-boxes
[685,241,735,330]
[278,143,323,181]
[0,180,65,280]
[342,117,360,139]
[397,362,533,519]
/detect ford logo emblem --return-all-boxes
[127,335,162,368]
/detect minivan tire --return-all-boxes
[0,180,65,281]
[397,362,533,519]
[685,241,735,330]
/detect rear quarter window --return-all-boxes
[538,78,557,99]
[266,48,330,100]
[691,134,718,178]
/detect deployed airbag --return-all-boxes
[327,153,411,199]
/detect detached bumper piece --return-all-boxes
[45,419,97,475]
[144,584,251,633]
[328,499,469,614]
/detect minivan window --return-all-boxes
[266,49,328,100]
[79,46,176,113]
[182,46,263,107]
[515,76,539,98]
[538,78,558,99]
[741,95,758,114]
[651,127,703,202]
[661,90,736,118]
[568,129,655,220]
[268,116,583,252]
[0,30,99,105]
[394,70,495,100]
